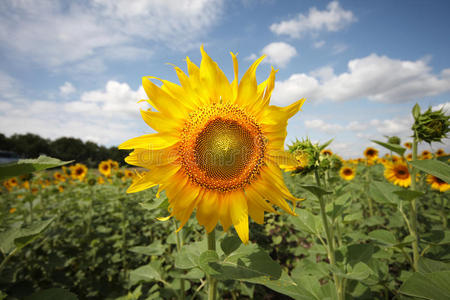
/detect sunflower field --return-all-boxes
[1,49,450,300]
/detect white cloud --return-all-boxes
[0,0,223,70]
[370,117,413,136]
[332,43,348,54]
[432,101,450,112]
[270,1,356,38]
[272,54,450,104]
[0,80,149,145]
[59,82,76,96]
[346,121,368,131]
[258,42,297,67]
[313,40,326,48]
[304,119,343,134]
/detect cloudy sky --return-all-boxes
[1,0,449,158]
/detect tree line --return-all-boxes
[0,133,129,168]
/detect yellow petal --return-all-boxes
[124,147,178,168]
[230,52,239,99]
[196,190,220,233]
[229,191,249,244]
[140,109,182,133]
[200,45,233,103]
[267,150,298,169]
[126,163,181,193]
[219,192,232,232]
[118,132,179,150]
[247,196,265,225]
[235,55,265,108]
[142,77,187,118]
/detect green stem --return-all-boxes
[0,247,19,274]
[409,136,420,271]
[314,169,342,300]
[365,167,374,217]
[440,195,448,229]
[207,229,217,300]
[173,219,185,300]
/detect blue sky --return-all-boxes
[1,0,449,158]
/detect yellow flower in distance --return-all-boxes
[120,46,305,243]
[321,149,333,156]
[426,175,449,192]
[339,166,356,181]
[404,142,412,149]
[435,148,446,157]
[9,207,16,214]
[364,147,378,161]
[384,161,411,188]
[421,150,432,160]
[70,163,88,181]
[99,161,112,177]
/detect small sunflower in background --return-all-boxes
[99,161,112,177]
[9,207,16,214]
[120,46,305,243]
[124,170,134,179]
[8,177,18,187]
[384,161,411,188]
[108,159,119,170]
[70,163,88,181]
[97,176,105,184]
[364,147,378,164]
[321,149,333,156]
[426,175,449,192]
[435,148,446,157]
[406,153,413,161]
[404,142,412,149]
[53,172,65,182]
[58,185,64,193]
[339,166,356,181]
[420,150,432,160]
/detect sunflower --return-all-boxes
[364,147,378,160]
[426,175,449,192]
[53,172,65,182]
[99,161,112,177]
[421,150,432,160]
[58,185,64,193]
[108,159,119,170]
[70,163,88,181]
[124,169,134,179]
[384,161,411,188]
[404,142,412,149]
[282,150,310,173]
[321,149,333,156]
[97,176,105,184]
[120,46,305,243]
[339,166,356,181]
[435,148,446,157]
[406,153,413,161]
[8,177,18,187]
[9,207,16,214]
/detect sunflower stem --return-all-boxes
[207,229,217,300]
[314,169,342,300]
[173,219,185,300]
[408,135,420,271]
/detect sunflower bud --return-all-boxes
[288,138,321,175]
[387,136,401,145]
[412,106,450,143]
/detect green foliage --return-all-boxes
[0,155,72,181]
[412,105,450,143]
[371,139,406,156]
[408,159,450,183]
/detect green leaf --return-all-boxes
[346,244,374,267]
[408,159,450,183]
[129,263,162,285]
[371,140,406,156]
[369,181,402,204]
[24,288,78,300]
[399,271,450,300]
[129,240,165,256]
[421,230,450,245]
[393,190,424,201]
[290,210,322,235]
[368,230,397,246]
[331,262,372,281]
[418,257,450,273]
[198,250,220,275]
[221,235,241,256]
[0,155,73,180]
[174,241,206,269]
[412,103,421,119]
[0,217,55,254]
[319,139,334,151]
[300,185,332,199]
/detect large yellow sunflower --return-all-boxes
[120,47,305,243]
[426,175,449,192]
[339,166,356,181]
[384,161,411,188]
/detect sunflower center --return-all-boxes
[394,166,409,179]
[179,103,266,192]
[343,168,353,176]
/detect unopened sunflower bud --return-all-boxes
[288,138,318,175]
[412,107,450,143]
[412,103,421,120]
[388,136,401,145]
